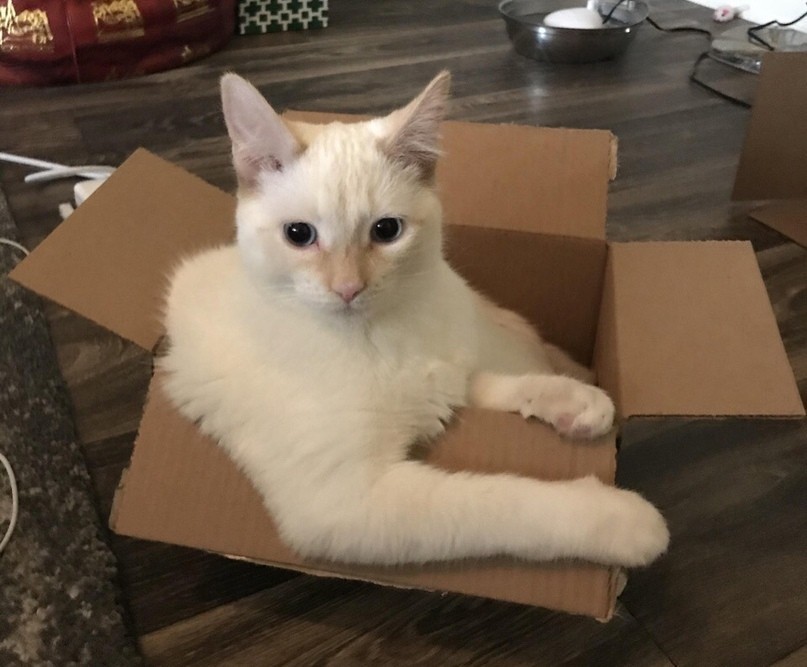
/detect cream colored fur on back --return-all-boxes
[161,73,669,568]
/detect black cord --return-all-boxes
[601,0,628,25]
[747,3,807,50]
[646,16,712,38]
[603,4,804,108]
[645,15,755,108]
[688,52,752,108]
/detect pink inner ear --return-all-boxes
[221,73,301,188]
[383,71,451,178]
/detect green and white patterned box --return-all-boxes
[238,0,329,35]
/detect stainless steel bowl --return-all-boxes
[499,0,649,63]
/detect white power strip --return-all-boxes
[0,151,115,222]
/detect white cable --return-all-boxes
[0,452,18,554]
[0,152,114,182]
[25,166,114,183]
[0,211,25,558]
[0,151,65,171]
[0,239,30,256]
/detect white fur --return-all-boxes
[160,74,669,568]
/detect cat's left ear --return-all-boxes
[381,71,451,181]
[220,73,301,190]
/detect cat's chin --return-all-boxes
[310,296,370,318]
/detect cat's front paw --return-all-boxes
[521,377,615,439]
[550,383,614,439]
[578,478,670,567]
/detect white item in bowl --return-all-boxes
[544,7,603,29]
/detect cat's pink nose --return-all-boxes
[334,282,365,303]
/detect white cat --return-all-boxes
[160,72,669,568]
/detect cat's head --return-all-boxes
[220,72,450,315]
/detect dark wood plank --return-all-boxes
[141,578,672,667]
[772,645,807,667]
[757,243,807,398]
[618,418,807,667]
[43,302,153,444]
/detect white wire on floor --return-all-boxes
[0,452,18,555]
[0,238,30,256]
[1,242,24,555]
[0,151,114,183]
[0,233,27,555]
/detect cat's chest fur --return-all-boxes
[162,246,477,449]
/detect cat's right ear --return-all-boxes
[380,71,451,182]
[220,73,301,190]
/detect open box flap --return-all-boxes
[732,53,807,202]
[749,200,807,249]
[9,149,236,351]
[111,372,619,620]
[287,111,613,240]
[595,241,805,419]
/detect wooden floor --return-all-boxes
[3,1,806,664]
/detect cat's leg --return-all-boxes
[274,461,668,568]
[543,342,595,384]
[468,371,614,439]
[474,295,595,383]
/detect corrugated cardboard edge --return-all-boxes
[219,552,620,621]
[608,135,618,181]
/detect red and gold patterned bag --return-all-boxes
[0,0,235,85]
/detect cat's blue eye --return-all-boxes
[283,222,317,247]
[371,217,404,244]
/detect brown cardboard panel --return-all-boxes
[111,373,618,619]
[597,242,804,418]
[749,200,807,249]
[10,149,235,350]
[445,226,607,365]
[732,53,807,201]
[593,250,621,416]
[288,111,613,240]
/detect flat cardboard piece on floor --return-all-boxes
[287,111,613,240]
[732,53,807,202]
[9,149,236,351]
[749,200,807,249]
[111,373,619,620]
[595,241,804,418]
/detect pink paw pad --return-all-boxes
[554,413,576,433]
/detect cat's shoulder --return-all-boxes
[166,245,241,307]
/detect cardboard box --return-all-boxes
[10,114,804,620]
[733,52,807,248]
